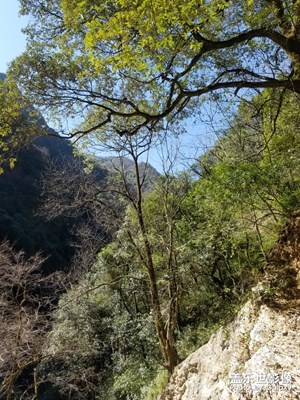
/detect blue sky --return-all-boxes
[0,1,27,73]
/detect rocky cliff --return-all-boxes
[158,215,300,400]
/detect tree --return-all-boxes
[7,0,300,140]
[33,87,300,397]
[40,131,188,374]
[101,135,191,373]
[0,76,45,172]
[0,241,64,400]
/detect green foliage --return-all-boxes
[141,368,169,400]
[0,76,44,172]
[11,0,300,141]
[37,88,300,399]
[60,0,231,74]
[38,286,114,399]
[38,252,160,399]
[6,3,300,396]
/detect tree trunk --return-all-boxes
[132,153,180,374]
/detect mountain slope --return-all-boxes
[0,130,159,273]
[0,134,78,272]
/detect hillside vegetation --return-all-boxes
[22,90,300,400]
[1,1,300,399]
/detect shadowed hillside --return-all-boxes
[0,134,80,272]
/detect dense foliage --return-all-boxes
[1,82,300,400]
[1,1,300,398]
[35,89,300,399]
[5,0,300,139]
[0,75,46,172]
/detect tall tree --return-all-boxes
[7,0,300,140]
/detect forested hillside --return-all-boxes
[25,90,299,400]
[1,1,300,399]
[2,88,299,399]
[0,134,76,271]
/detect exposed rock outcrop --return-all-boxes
[158,215,300,400]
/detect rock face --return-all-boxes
[158,215,300,400]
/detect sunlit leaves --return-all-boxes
[60,0,230,75]
[0,76,44,173]
[13,0,300,140]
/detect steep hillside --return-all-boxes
[0,130,159,274]
[158,214,300,400]
[0,134,78,272]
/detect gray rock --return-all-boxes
[158,246,300,400]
